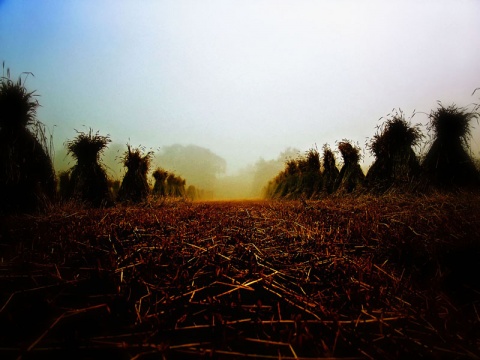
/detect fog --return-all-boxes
[154,144,226,191]
[155,145,303,199]
[3,1,479,187]
[53,141,303,199]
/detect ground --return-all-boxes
[1,194,479,359]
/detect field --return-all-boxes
[1,194,480,359]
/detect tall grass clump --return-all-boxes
[66,129,112,207]
[335,140,364,193]
[421,103,480,189]
[0,64,56,213]
[117,145,152,203]
[366,110,422,193]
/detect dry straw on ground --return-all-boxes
[1,194,479,359]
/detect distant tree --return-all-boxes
[66,129,112,207]
[421,103,480,189]
[0,65,56,213]
[156,144,226,191]
[117,145,153,203]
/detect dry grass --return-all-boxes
[1,194,479,359]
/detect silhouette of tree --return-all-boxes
[156,144,226,191]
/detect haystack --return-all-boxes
[166,173,186,197]
[66,129,112,207]
[335,140,364,193]
[421,104,480,189]
[264,173,285,199]
[366,111,422,192]
[117,145,152,203]
[186,185,198,200]
[281,159,300,198]
[0,66,56,213]
[152,168,169,197]
[57,170,72,200]
[297,148,322,198]
[321,144,339,194]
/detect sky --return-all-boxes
[1,0,480,186]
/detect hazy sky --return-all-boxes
[1,0,479,175]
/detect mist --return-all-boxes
[153,144,226,191]
[214,148,301,199]
[52,140,304,199]
[153,144,303,199]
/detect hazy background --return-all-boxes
[1,0,479,198]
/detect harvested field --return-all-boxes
[1,194,479,359]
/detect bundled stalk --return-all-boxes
[0,64,55,213]
[335,140,364,193]
[366,110,422,193]
[266,159,298,199]
[117,145,152,203]
[166,173,186,197]
[57,170,72,200]
[265,149,322,199]
[421,103,480,189]
[152,167,169,197]
[297,148,322,198]
[66,129,112,207]
[321,144,339,194]
[185,185,198,200]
